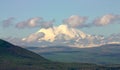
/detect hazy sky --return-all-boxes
[0,0,120,38]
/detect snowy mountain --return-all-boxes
[23,24,87,42]
[22,24,105,48]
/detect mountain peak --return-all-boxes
[21,24,120,48]
[21,24,107,48]
[23,24,88,43]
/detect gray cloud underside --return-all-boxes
[2,17,15,28]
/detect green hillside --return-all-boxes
[0,39,64,70]
[0,39,120,70]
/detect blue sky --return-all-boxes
[0,0,120,38]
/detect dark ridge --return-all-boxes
[0,39,47,61]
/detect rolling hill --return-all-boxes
[0,39,60,70]
[0,39,120,70]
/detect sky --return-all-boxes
[0,0,120,39]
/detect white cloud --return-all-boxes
[16,17,54,29]
[93,14,120,26]
[63,15,87,28]
[16,17,43,28]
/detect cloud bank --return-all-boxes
[1,14,120,29]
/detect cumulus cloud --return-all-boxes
[93,14,120,26]
[16,17,43,28]
[63,15,87,28]
[2,17,15,28]
[16,17,54,29]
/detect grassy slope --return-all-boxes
[0,39,63,70]
[0,39,120,70]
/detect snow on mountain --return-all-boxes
[22,24,105,48]
[21,24,120,48]
[22,24,87,42]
